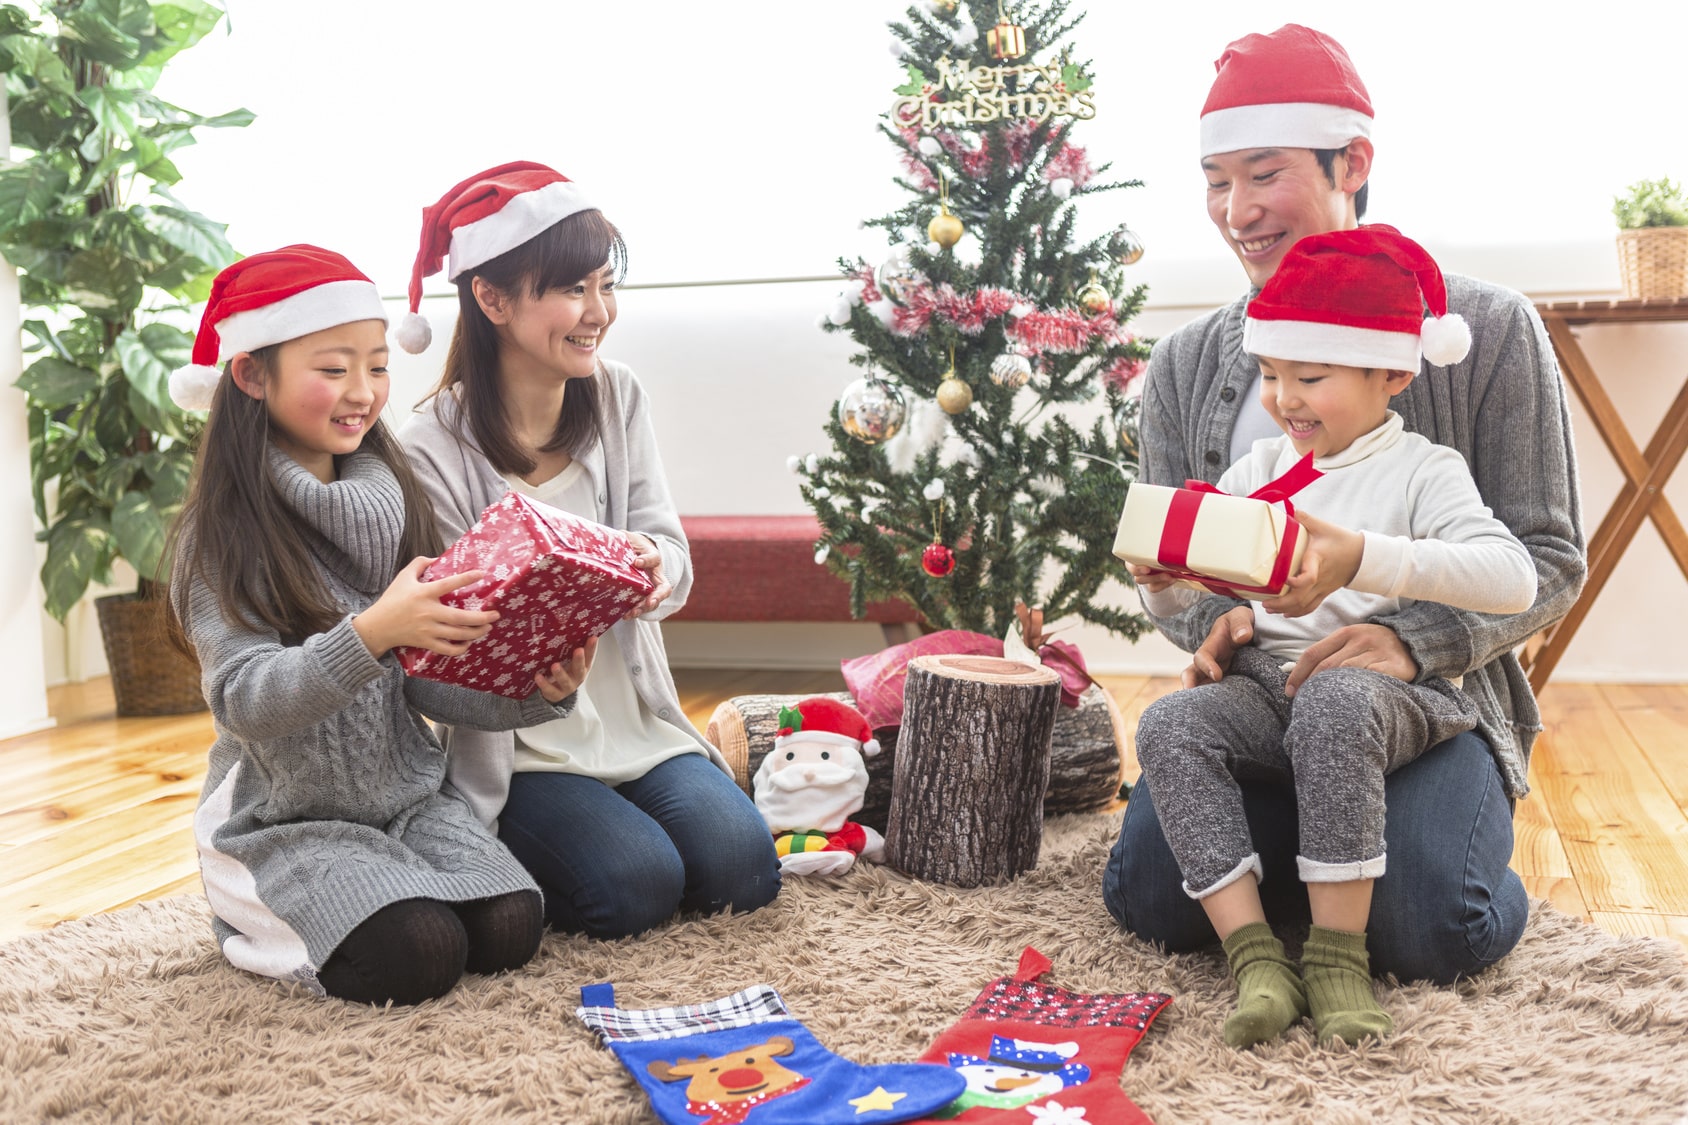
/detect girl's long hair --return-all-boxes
[429,209,627,477]
[165,346,441,653]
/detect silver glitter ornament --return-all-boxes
[989,351,1033,389]
[874,255,918,306]
[837,374,908,444]
[1114,224,1145,266]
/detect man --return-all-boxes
[1102,24,1585,984]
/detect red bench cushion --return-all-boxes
[672,515,920,624]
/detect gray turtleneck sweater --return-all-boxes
[175,448,553,996]
[1137,274,1586,797]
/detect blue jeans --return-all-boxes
[499,753,781,939]
[1103,730,1528,984]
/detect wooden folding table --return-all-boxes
[1522,296,1688,691]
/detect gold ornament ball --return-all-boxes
[936,377,973,414]
[928,211,965,249]
[1115,225,1145,266]
[1078,280,1111,314]
[989,352,1033,389]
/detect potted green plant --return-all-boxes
[1612,177,1688,300]
[2,0,250,714]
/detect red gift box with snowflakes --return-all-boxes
[396,491,653,698]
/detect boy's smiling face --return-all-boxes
[1256,356,1413,458]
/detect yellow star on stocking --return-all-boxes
[849,1086,908,1114]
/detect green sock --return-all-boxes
[1301,925,1394,1045]
[1220,922,1308,1048]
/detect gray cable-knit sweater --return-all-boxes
[176,448,556,995]
[1138,275,1586,797]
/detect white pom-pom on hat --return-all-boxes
[1419,312,1472,367]
[395,311,433,355]
[169,364,223,412]
[862,737,882,758]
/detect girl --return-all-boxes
[165,245,590,1006]
[395,161,781,939]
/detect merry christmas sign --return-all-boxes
[397,492,652,698]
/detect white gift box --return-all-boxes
[1111,483,1307,599]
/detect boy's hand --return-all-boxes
[1260,510,1363,618]
[1127,563,1180,595]
[354,557,498,658]
[534,635,598,703]
[1185,604,1255,688]
[625,533,672,617]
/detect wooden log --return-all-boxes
[884,655,1061,887]
[704,683,1126,833]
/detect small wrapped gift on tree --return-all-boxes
[1111,453,1321,600]
[397,492,652,697]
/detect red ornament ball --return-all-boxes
[921,543,956,577]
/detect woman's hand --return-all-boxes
[1127,563,1180,595]
[1184,604,1255,688]
[353,557,499,658]
[1260,510,1364,618]
[534,635,598,703]
[625,532,673,617]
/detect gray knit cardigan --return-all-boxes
[1138,275,1586,797]
[400,360,730,828]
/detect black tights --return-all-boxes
[317,890,543,1006]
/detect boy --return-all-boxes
[1130,226,1536,1047]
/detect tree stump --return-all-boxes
[704,684,1126,833]
[884,654,1061,887]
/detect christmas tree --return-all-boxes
[797,0,1152,642]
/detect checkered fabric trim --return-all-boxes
[577,985,792,1046]
[964,978,1173,1031]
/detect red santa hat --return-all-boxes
[169,244,387,412]
[774,697,881,759]
[395,160,596,355]
[1200,24,1373,158]
[1243,224,1473,371]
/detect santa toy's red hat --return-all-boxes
[395,160,596,354]
[1243,224,1472,371]
[774,697,881,759]
[169,244,387,412]
[1200,24,1372,158]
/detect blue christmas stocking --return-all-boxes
[577,982,966,1125]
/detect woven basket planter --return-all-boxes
[1616,227,1688,299]
[94,593,207,716]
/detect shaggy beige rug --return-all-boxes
[3,813,1686,1124]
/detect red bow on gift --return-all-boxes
[1154,451,1323,598]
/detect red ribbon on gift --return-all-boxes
[1153,452,1323,598]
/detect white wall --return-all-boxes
[0,87,52,737]
[19,0,1688,684]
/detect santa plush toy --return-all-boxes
[753,697,887,877]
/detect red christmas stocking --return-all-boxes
[910,947,1172,1124]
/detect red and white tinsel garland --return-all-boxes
[856,266,1136,358]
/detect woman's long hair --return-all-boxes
[430,209,627,477]
[165,346,441,654]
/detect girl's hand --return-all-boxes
[1260,510,1364,618]
[534,635,597,703]
[354,557,499,658]
[1127,563,1179,595]
[625,533,673,617]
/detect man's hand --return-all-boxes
[1284,623,1417,696]
[1260,510,1363,618]
[1184,604,1255,688]
[625,533,673,617]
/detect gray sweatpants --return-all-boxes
[1134,645,1479,898]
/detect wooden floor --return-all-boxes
[3,672,1687,956]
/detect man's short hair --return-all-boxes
[1314,148,1369,221]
